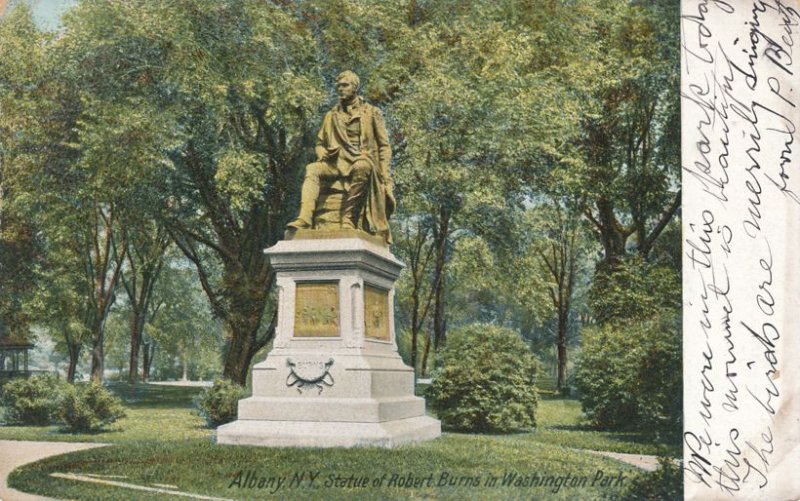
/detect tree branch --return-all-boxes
[641,189,681,256]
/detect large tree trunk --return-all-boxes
[168,130,295,387]
[66,342,80,384]
[218,268,274,386]
[556,305,568,392]
[419,330,432,378]
[180,340,188,381]
[89,299,114,382]
[86,204,123,383]
[537,205,581,394]
[595,198,628,269]
[222,322,259,386]
[128,310,145,383]
[141,340,155,381]
[90,329,104,382]
[431,208,450,351]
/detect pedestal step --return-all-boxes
[238,395,426,422]
[216,415,442,448]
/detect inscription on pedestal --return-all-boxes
[294,282,340,337]
[364,284,390,341]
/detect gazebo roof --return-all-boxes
[0,326,33,349]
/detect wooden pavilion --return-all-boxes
[0,322,35,382]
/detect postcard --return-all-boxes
[0,1,798,500]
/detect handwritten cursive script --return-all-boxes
[682,1,798,498]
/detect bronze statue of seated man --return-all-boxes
[287,71,395,243]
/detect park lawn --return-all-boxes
[4,384,676,500]
[530,397,681,457]
[11,435,643,501]
[0,383,210,444]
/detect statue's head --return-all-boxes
[336,70,360,102]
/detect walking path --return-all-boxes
[577,449,677,472]
[581,449,660,471]
[0,440,108,501]
[148,380,212,388]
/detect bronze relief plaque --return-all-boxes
[364,284,390,341]
[294,282,340,337]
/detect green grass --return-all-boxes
[0,383,210,443]
[531,397,680,457]
[3,383,678,500]
[12,436,642,500]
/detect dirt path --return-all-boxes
[578,449,664,471]
[0,440,108,501]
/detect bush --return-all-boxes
[60,382,126,432]
[427,323,538,432]
[621,457,682,500]
[589,257,680,325]
[195,379,245,427]
[574,311,681,439]
[0,374,66,425]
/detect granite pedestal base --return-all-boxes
[216,232,441,448]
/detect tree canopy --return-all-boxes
[0,0,680,385]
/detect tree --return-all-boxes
[54,0,329,385]
[26,254,91,383]
[389,0,595,359]
[0,5,49,346]
[144,261,224,382]
[1,0,682,388]
[393,216,437,374]
[529,202,592,392]
[1,5,161,382]
[559,0,681,271]
[119,222,170,383]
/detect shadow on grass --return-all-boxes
[546,423,680,455]
[106,382,205,409]
[437,426,537,436]
[48,428,123,438]
[547,423,618,432]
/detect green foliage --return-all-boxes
[0,383,209,443]
[194,379,245,427]
[428,324,538,432]
[621,457,682,501]
[1,0,682,388]
[447,235,553,328]
[60,382,127,432]
[0,374,66,425]
[574,312,681,440]
[589,256,680,324]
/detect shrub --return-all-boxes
[427,323,538,432]
[60,382,126,432]
[574,311,681,439]
[0,374,66,425]
[589,257,680,325]
[621,457,682,500]
[195,379,245,427]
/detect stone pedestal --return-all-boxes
[216,231,441,448]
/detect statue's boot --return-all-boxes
[342,168,370,230]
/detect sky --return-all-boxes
[3,0,76,30]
